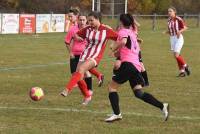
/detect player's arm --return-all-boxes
[75,26,88,41]
[137,37,143,44]
[177,19,188,38]
[64,30,75,58]
[111,37,127,52]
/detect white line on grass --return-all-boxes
[0,58,114,72]
[0,106,199,121]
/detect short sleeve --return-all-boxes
[77,26,88,39]
[65,28,74,44]
[106,28,118,41]
[178,18,185,29]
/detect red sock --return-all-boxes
[89,68,102,78]
[78,80,90,97]
[176,56,186,67]
[66,72,82,91]
[176,58,182,70]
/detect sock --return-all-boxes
[141,71,149,85]
[66,72,82,91]
[134,90,163,110]
[78,80,90,97]
[85,77,92,91]
[176,55,186,67]
[89,68,102,78]
[109,92,120,115]
[176,58,182,70]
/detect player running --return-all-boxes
[105,13,169,122]
[61,11,118,105]
[164,7,190,77]
[112,19,149,86]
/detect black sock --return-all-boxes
[134,90,163,110]
[109,92,120,115]
[85,77,92,91]
[141,71,149,86]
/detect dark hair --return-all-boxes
[88,11,102,22]
[69,8,80,15]
[168,6,177,13]
[120,13,135,29]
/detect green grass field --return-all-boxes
[0,19,200,134]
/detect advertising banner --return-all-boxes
[2,14,19,34]
[19,14,36,33]
[36,14,51,33]
[50,14,65,32]
[0,14,2,33]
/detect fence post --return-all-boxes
[152,13,157,31]
[197,13,200,28]
[183,13,187,20]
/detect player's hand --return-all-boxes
[113,60,121,70]
[162,31,169,35]
[70,53,75,59]
[74,34,84,42]
[177,31,181,38]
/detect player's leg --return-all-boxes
[61,59,95,97]
[130,74,169,121]
[174,35,190,76]
[69,55,80,74]
[140,62,149,86]
[139,51,149,86]
[84,71,93,93]
[89,68,104,87]
[105,80,122,122]
[105,62,130,122]
[173,36,190,77]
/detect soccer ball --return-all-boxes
[29,87,44,101]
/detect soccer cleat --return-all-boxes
[82,96,92,105]
[105,113,122,122]
[60,89,69,97]
[162,103,169,121]
[177,72,186,77]
[98,75,104,87]
[185,65,191,76]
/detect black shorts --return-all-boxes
[139,51,143,62]
[112,62,144,89]
[70,55,80,74]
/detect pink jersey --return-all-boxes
[118,28,141,72]
[168,16,185,36]
[77,24,118,65]
[65,25,87,55]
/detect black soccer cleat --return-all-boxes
[185,65,191,76]
[177,72,186,77]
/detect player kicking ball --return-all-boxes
[105,13,169,122]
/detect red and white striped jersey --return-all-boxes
[168,16,185,36]
[77,24,118,64]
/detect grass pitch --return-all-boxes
[0,20,200,134]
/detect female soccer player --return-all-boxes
[61,11,118,105]
[165,7,190,77]
[105,13,169,122]
[65,11,104,89]
[112,20,149,86]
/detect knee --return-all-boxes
[77,67,85,74]
[108,84,117,92]
[133,89,144,99]
[174,53,179,58]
